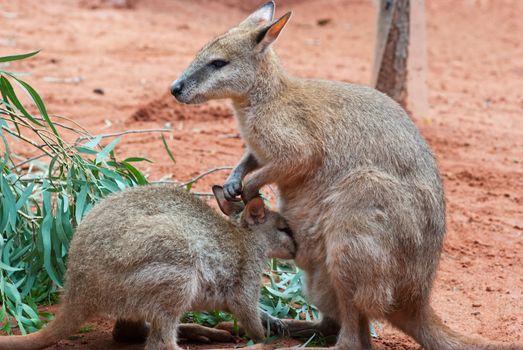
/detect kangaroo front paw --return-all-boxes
[223,177,243,201]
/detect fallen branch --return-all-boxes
[178,166,233,188]
[75,128,171,144]
[42,76,83,85]
[191,192,214,197]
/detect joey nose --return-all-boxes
[170,81,184,97]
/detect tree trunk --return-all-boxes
[407,0,429,119]
[372,0,410,109]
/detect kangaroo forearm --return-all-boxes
[228,151,260,181]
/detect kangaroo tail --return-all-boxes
[0,303,89,350]
[388,305,522,350]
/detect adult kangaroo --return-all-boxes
[170,2,520,349]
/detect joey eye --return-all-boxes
[209,59,229,69]
[279,226,293,237]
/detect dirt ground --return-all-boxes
[1,0,522,349]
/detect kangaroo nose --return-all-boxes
[170,81,184,97]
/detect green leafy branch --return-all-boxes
[0,51,157,334]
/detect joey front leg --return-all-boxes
[229,305,265,342]
[224,151,260,201]
[228,287,267,342]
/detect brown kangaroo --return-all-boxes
[0,185,295,350]
[169,2,521,350]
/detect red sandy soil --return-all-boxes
[1,0,522,349]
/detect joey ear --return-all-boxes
[254,11,292,53]
[240,1,275,27]
[212,185,244,216]
[244,196,266,225]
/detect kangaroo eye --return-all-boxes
[209,59,229,69]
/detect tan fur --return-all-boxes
[170,2,521,350]
[0,185,295,350]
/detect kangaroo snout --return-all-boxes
[170,80,184,99]
[170,77,201,104]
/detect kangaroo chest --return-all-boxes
[242,116,275,163]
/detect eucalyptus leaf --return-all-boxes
[0,51,40,63]
[82,135,102,149]
[96,138,120,164]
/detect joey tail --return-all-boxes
[0,303,88,350]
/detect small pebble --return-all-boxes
[317,18,332,26]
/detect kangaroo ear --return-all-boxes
[244,196,266,225]
[240,1,275,27]
[212,185,244,216]
[254,11,292,53]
